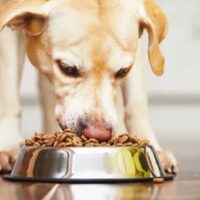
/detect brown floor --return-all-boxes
[0,138,200,200]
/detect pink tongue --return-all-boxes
[83,125,112,142]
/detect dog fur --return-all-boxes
[0,0,177,174]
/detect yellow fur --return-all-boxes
[144,0,168,76]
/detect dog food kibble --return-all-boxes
[25,130,149,147]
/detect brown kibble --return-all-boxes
[84,138,98,144]
[55,132,60,138]
[140,139,150,145]
[34,132,43,140]
[63,142,73,147]
[37,140,44,145]
[42,134,55,139]
[57,142,66,147]
[118,134,129,144]
[89,138,98,143]
[94,143,101,147]
[43,139,49,143]
[25,139,33,146]
[46,138,55,146]
[124,142,136,147]
[53,141,59,147]
[108,137,116,145]
[25,132,149,148]
[58,134,67,142]
[35,132,43,137]
[116,143,123,147]
[34,136,43,141]
[81,135,88,142]
[63,130,75,138]
[32,142,40,147]
[34,142,40,146]
[100,142,107,146]
[63,129,74,134]
[72,139,83,147]
[65,138,73,143]
[130,135,140,144]
[84,142,95,147]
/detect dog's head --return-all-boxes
[0,0,167,141]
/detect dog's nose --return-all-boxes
[79,120,112,142]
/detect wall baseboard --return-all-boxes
[20,94,200,107]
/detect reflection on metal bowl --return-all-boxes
[3,145,173,183]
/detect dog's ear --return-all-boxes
[0,0,49,36]
[140,0,168,76]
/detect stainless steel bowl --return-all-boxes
[3,145,173,183]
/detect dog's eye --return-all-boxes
[56,60,80,78]
[115,67,131,79]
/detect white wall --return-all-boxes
[145,0,200,96]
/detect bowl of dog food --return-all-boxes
[3,130,173,183]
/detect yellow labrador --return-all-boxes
[0,0,177,174]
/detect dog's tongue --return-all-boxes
[83,125,112,142]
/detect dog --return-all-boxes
[0,0,177,174]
